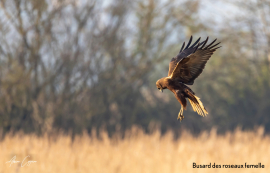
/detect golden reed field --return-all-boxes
[0,126,269,173]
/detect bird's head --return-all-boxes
[156,78,167,93]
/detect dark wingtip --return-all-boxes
[179,42,185,53]
[200,36,208,49]
[190,37,201,48]
[193,41,200,53]
[209,42,221,49]
[204,38,217,49]
[185,35,193,50]
[214,46,222,50]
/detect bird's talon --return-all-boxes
[177,114,184,122]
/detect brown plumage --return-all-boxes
[156,36,221,121]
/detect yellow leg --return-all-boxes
[177,106,184,122]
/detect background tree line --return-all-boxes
[0,0,269,137]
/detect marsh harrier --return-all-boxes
[156,36,221,121]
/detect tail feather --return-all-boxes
[187,95,208,117]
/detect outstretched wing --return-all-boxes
[168,36,204,78]
[168,36,220,85]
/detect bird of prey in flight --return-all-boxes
[156,36,221,121]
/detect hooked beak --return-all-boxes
[159,89,163,93]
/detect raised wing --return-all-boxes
[168,36,206,78]
[169,36,221,85]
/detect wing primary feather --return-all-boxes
[204,38,217,49]
[212,46,222,51]
[179,42,185,53]
[200,37,208,49]
[190,37,201,48]
[193,41,200,53]
[215,46,222,50]
[198,41,205,46]
[196,40,206,49]
[185,35,193,50]
[208,42,220,49]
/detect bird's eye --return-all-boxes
[158,88,160,90]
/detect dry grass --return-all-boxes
[0,127,269,173]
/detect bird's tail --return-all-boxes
[186,90,208,117]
